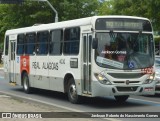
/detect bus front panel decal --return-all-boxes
[20,56,30,74]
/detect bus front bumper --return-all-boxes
[91,81,156,97]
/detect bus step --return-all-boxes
[9,82,17,86]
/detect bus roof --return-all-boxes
[5,15,150,35]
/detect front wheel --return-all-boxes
[67,78,81,104]
[22,73,32,94]
[114,95,129,103]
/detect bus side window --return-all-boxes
[17,34,25,55]
[50,29,63,55]
[64,27,80,55]
[37,31,49,55]
[5,36,9,55]
[25,33,36,55]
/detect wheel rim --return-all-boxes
[69,84,77,100]
[23,76,28,91]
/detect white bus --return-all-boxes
[3,16,155,103]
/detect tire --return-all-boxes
[22,73,32,94]
[67,78,80,104]
[114,95,129,103]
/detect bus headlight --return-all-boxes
[143,73,155,84]
[94,73,112,85]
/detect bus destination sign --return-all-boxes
[95,18,152,31]
[106,21,143,30]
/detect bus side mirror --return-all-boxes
[92,38,98,49]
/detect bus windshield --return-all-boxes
[95,32,154,70]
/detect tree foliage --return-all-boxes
[0,0,99,48]
[97,0,113,15]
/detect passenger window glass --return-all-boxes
[37,31,49,55]
[17,34,25,55]
[64,27,80,55]
[50,30,62,55]
[5,36,9,55]
[25,33,36,55]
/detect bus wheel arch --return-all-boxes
[21,70,28,86]
[64,73,74,93]
[21,71,32,94]
[64,73,80,104]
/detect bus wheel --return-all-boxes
[114,95,129,103]
[67,78,80,104]
[22,73,32,94]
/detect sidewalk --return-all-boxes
[0,93,98,121]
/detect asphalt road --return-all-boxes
[0,69,160,121]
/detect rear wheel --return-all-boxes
[114,95,129,103]
[67,78,80,104]
[22,73,32,94]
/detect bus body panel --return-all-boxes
[15,56,21,85]
[4,57,10,83]
[48,56,81,93]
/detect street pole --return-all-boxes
[30,0,58,22]
[45,0,58,22]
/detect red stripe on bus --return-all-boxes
[20,56,30,74]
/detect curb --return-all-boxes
[0,91,82,112]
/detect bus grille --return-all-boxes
[113,81,140,84]
[108,73,144,79]
[116,86,138,92]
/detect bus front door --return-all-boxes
[82,34,92,94]
[9,40,16,83]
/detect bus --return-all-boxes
[3,16,155,103]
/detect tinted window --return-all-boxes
[64,27,80,55]
[50,30,63,55]
[17,34,25,55]
[11,42,15,61]
[5,36,9,55]
[37,31,49,55]
[25,33,36,55]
